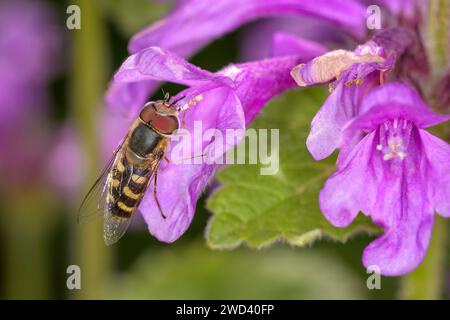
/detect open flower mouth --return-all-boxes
[376,119,412,161]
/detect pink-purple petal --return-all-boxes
[307,68,379,160]
[362,214,434,276]
[271,32,327,58]
[319,132,378,227]
[118,51,302,242]
[361,137,435,276]
[227,55,301,123]
[355,83,450,130]
[420,130,450,218]
[139,88,245,242]
[141,162,214,242]
[106,46,233,117]
[239,15,346,61]
[129,0,367,55]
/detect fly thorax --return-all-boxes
[129,122,162,158]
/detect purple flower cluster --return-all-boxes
[106,0,449,275]
[0,0,63,186]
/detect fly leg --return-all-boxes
[182,110,187,129]
[173,152,208,164]
[159,141,171,170]
[153,171,167,220]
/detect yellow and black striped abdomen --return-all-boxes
[107,153,151,220]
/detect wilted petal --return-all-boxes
[291,27,412,87]
[291,49,385,87]
[129,0,367,55]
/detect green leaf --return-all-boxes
[108,244,368,299]
[206,88,380,249]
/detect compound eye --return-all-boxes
[139,103,157,123]
[152,115,179,135]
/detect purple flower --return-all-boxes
[47,124,85,198]
[0,0,63,186]
[288,2,450,275]
[108,47,304,242]
[106,0,367,114]
[291,28,414,160]
[319,83,449,276]
[103,1,449,277]
[0,0,62,119]
[239,15,345,61]
[130,0,366,55]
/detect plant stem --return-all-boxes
[401,216,447,299]
[70,0,111,299]
[426,0,450,78]
[1,191,57,299]
[401,0,450,301]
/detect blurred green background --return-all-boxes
[0,0,448,300]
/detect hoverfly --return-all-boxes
[78,93,186,245]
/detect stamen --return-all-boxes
[179,94,204,111]
[377,118,412,161]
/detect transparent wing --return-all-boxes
[77,143,125,224]
[103,207,134,246]
[103,151,165,245]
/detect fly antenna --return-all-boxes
[160,88,171,102]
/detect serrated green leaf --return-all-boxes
[108,244,368,299]
[206,88,380,249]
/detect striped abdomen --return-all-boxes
[107,122,165,220]
[107,154,151,220]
